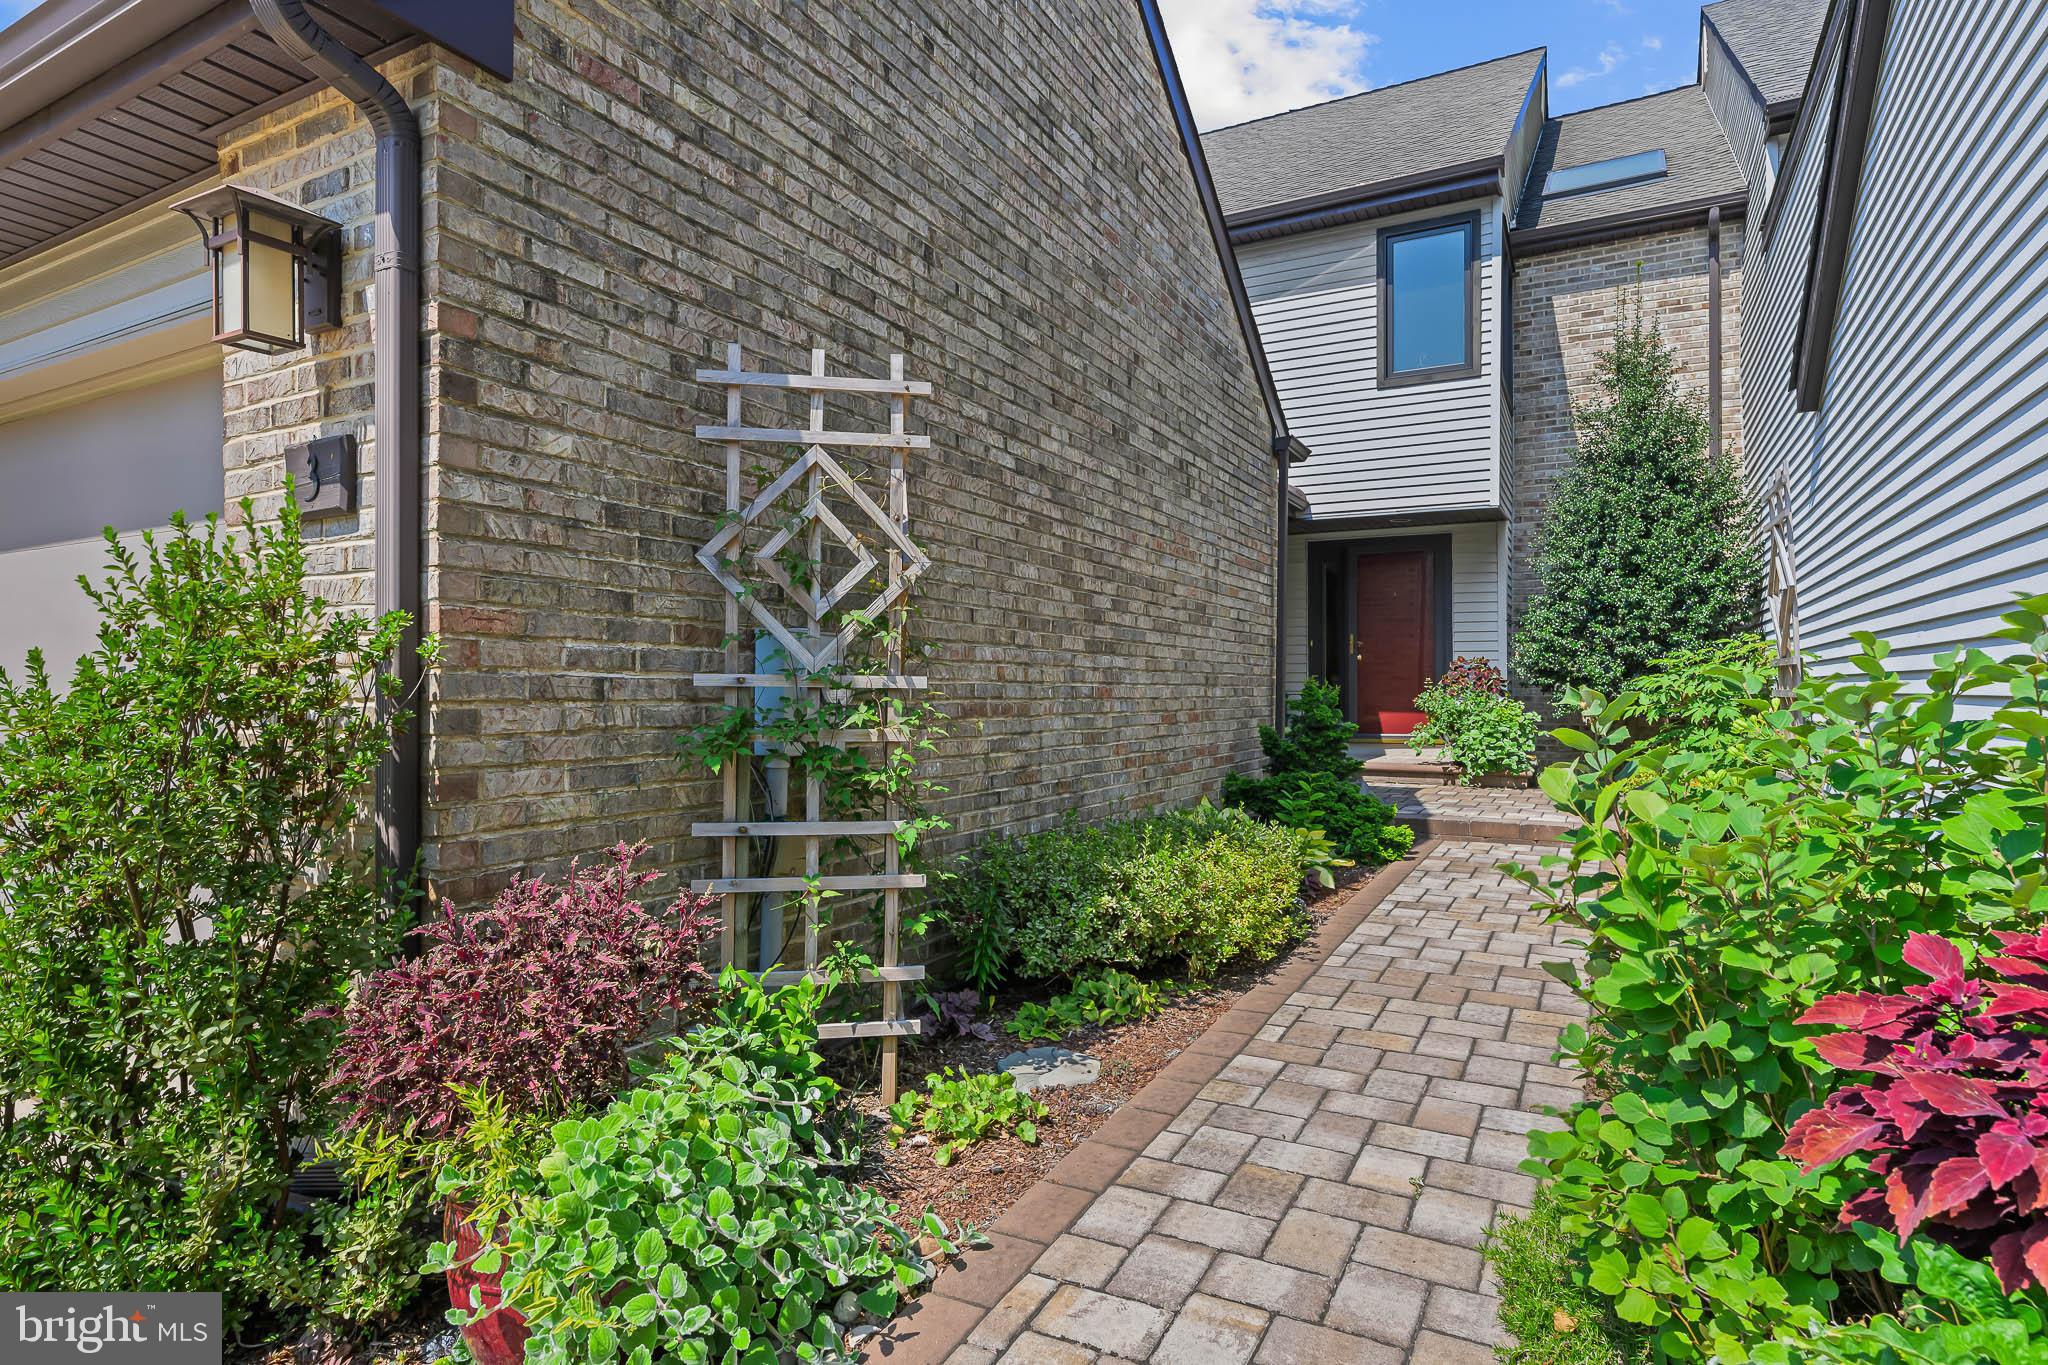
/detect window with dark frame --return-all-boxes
[1379,214,1479,387]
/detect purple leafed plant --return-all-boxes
[1783,929,2048,1292]
[915,987,995,1042]
[324,842,719,1134]
[1433,656,1508,696]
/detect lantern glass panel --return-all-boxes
[246,211,299,345]
[217,231,244,338]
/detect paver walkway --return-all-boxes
[1368,783,1574,843]
[881,838,1587,1364]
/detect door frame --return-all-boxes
[1304,534,1454,728]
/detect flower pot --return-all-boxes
[443,1200,528,1365]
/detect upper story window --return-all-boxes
[1378,213,1478,387]
[1543,148,1668,198]
[1764,133,1788,196]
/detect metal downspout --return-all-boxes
[1708,205,1723,458]
[250,0,423,901]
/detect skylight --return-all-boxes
[1544,149,1668,198]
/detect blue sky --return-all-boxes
[0,0,1707,132]
[1160,0,1713,129]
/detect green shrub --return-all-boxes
[1486,1185,1651,1365]
[1411,680,1539,780]
[887,1069,1045,1166]
[1512,299,1763,695]
[0,503,422,1327]
[1222,678,1413,864]
[1513,598,2048,1359]
[1005,969,1179,1042]
[938,805,1321,989]
[461,974,958,1363]
[1762,1230,2048,1364]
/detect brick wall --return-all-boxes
[222,4,1278,907]
[214,49,447,618]
[1507,225,1745,710]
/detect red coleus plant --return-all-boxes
[1432,656,1508,696]
[324,842,719,1134]
[1783,929,2048,1292]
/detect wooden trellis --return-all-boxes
[688,343,931,1101]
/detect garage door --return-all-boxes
[0,365,223,682]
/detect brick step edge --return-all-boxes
[858,842,1443,1365]
[1395,812,1575,845]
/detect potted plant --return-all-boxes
[322,843,717,1364]
[1411,659,1539,786]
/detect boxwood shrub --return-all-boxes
[938,804,1323,990]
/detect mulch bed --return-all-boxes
[840,867,1363,1233]
[235,867,1367,1362]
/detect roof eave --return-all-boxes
[1509,191,1749,255]
[1225,159,1505,245]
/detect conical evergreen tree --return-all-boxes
[1513,295,1764,695]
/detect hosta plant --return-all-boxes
[888,1069,1046,1166]
[1785,930,2048,1293]
[454,975,959,1363]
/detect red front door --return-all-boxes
[1353,551,1435,737]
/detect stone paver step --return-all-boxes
[871,838,1587,1365]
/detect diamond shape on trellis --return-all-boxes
[697,444,929,672]
[754,493,877,620]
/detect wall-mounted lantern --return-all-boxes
[170,185,342,355]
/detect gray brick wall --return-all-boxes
[218,5,1278,907]
[1507,225,1745,715]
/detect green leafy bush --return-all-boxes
[1763,1229,2048,1364]
[950,804,1318,985]
[318,1087,554,1332]
[1512,300,1763,695]
[1514,599,2048,1359]
[460,975,957,1363]
[1222,678,1413,864]
[1411,679,1539,781]
[887,1069,1045,1165]
[1005,969,1179,1043]
[0,503,422,1326]
[1486,1184,1650,1365]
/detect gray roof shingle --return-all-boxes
[1702,0,1831,108]
[1202,49,1545,221]
[1513,85,1747,235]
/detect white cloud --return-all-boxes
[1158,0,1378,129]
[1641,34,1664,50]
[1555,42,1627,88]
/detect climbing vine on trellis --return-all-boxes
[680,344,941,1101]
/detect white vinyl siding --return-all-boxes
[0,210,222,683]
[1240,201,1505,520]
[1283,521,1507,693]
[1700,26,1775,229]
[1740,0,2048,688]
